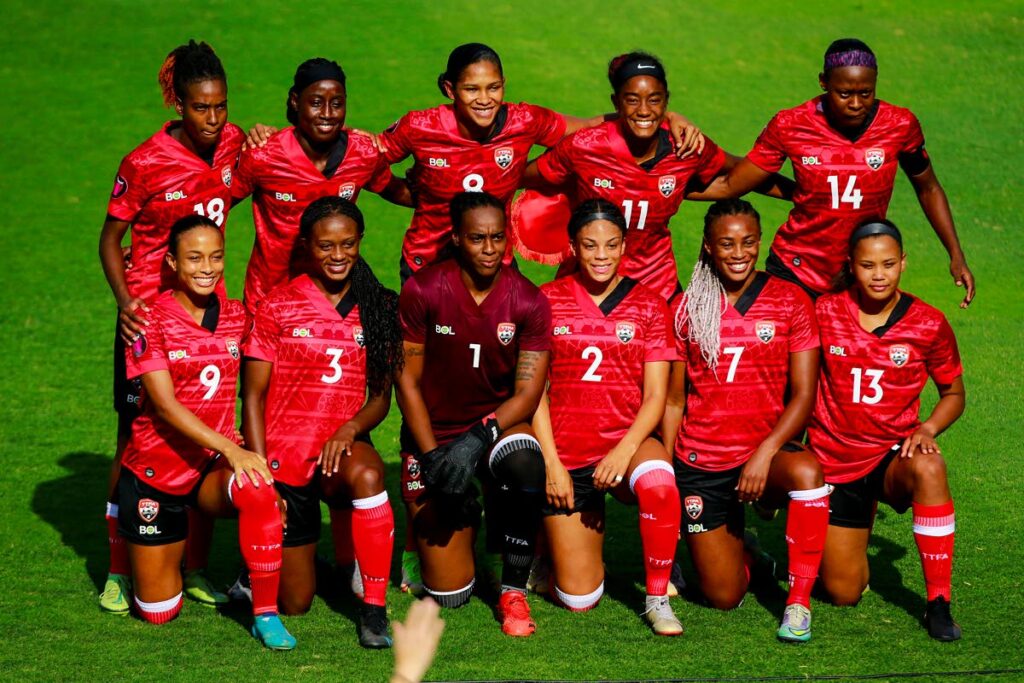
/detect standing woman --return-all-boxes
[395,192,550,637]
[242,197,403,649]
[231,57,411,312]
[118,216,293,650]
[663,200,831,642]
[522,51,790,301]
[98,39,245,614]
[707,39,974,306]
[809,220,965,641]
[380,43,703,282]
[533,200,683,635]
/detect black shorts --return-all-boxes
[765,250,822,301]
[674,459,745,535]
[117,466,208,546]
[275,454,371,548]
[541,465,605,517]
[113,326,142,429]
[828,446,905,529]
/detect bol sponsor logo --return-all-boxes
[167,349,189,360]
[593,178,615,189]
[435,324,456,336]
[428,157,450,167]
[338,182,356,200]
[138,525,161,535]
[164,190,189,201]
[829,345,847,356]
[292,328,314,337]
[801,156,821,165]
[275,192,297,202]
[553,325,572,336]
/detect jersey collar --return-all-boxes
[842,288,916,338]
[816,97,881,143]
[293,273,358,320]
[282,127,350,180]
[731,271,771,317]
[572,274,638,317]
[440,104,509,144]
[607,120,673,171]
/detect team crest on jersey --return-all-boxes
[221,165,233,188]
[494,147,514,170]
[658,175,676,198]
[616,322,635,344]
[497,322,517,346]
[684,495,703,520]
[226,339,240,360]
[111,174,128,199]
[353,326,365,348]
[138,499,159,523]
[131,335,148,358]
[407,458,420,478]
[889,344,910,367]
[755,320,776,343]
[865,148,885,171]
[338,182,356,200]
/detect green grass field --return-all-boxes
[1,1,1022,681]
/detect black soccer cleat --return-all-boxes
[357,603,393,649]
[924,596,961,641]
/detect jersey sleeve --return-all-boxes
[526,104,568,148]
[534,136,575,186]
[745,113,787,174]
[925,316,963,385]
[231,148,258,201]
[244,301,280,362]
[106,155,150,222]
[125,314,168,379]
[788,290,820,353]
[518,289,552,352]
[897,110,930,176]
[645,299,678,362]
[694,136,728,186]
[398,277,430,344]
[380,115,414,165]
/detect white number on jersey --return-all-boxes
[722,346,745,383]
[850,367,884,404]
[199,364,221,400]
[826,175,863,210]
[321,348,344,384]
[469,343,481,369]
[621,199,649,231]
[193,198,226,226]
[463,173,484,192]
[581,346,603,382]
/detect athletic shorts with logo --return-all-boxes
[540,465,605,517]
[674,458,745,535]
[117,459,219,546]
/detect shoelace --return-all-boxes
[642,597,673,617]
[504,593,531,618]
[362,606,388,632]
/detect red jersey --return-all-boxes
[381,102,566,271]
[746,98,927,293]
[808,290,962,483]
[244,275,369,487]
[232,128,393,309]
[107,121,244,301]
[122,292,248,495]
[542,276,675,470]
[674,274,819,471]
[536,121,726,300]
[399,260,551,444]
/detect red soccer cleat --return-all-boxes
[498,590,536,637]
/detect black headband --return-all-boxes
[611,57,667,92]
[291,60,345,96]
[849,221,902,249]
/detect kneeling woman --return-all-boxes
[396,192,550,637]
[810,220,965,641]
[664,199,830,642]
[533,199,683,635]
[117,216,292,649]
[242,197,402,649]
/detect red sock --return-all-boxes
[913,500,955,601]
[785,485,830,608]
[330,507,355,566]
[135,593,183,625]
[231,477,283,616]
[184,507,214,573]
[630,463,680,597]
[106,503,130,576]
[351,492,394,607]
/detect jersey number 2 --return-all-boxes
[581,346,603,382]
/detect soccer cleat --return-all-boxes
[667,562,686,598]
[184,569,229,606]
[357,603,393,649]
[643,595,684,636]
[924,596,961,641]
[777,603,812,643]
[400,550,424,596]
[481,552,503,594]
[227,569,252,603]
[251,614,296,651]
[99,574,132,615]
[526,556,550,595]
[498,590,536,637]
[339,561,364,600]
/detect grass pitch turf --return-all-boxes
[1,1,1022,681]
